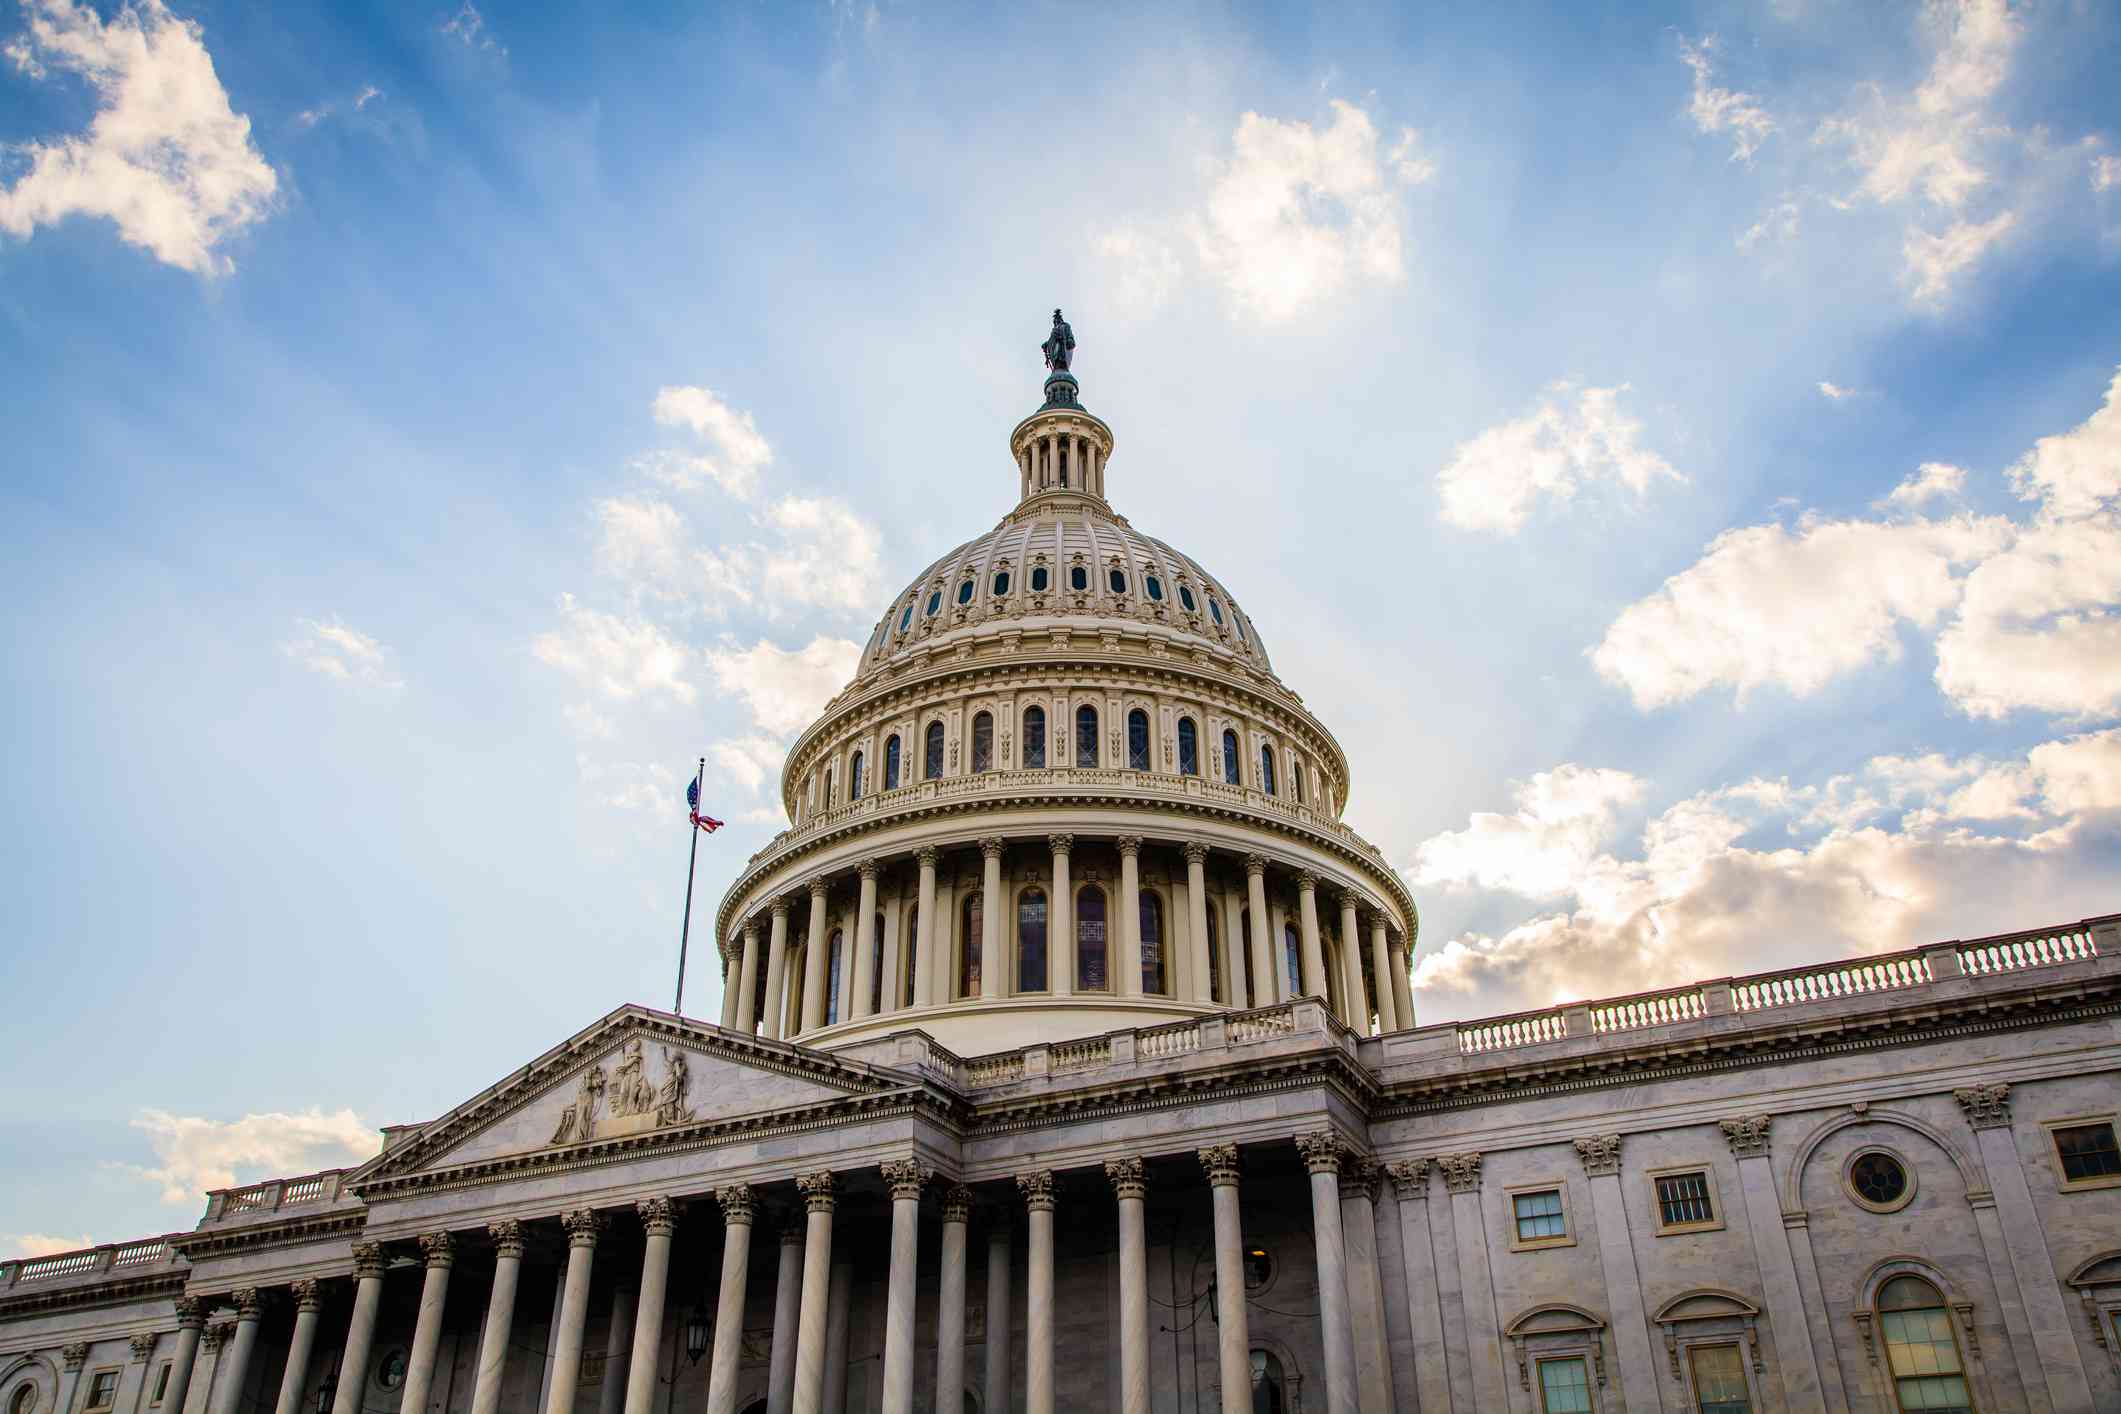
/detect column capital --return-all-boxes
[1383,1158,1430,1199]
[1954,1082,2012,1129]
[1104,1157,1147,1201]
[1197,1144,1241,1188]
[173,1296,207,1329]
[1296,1130,1345,1175]
[231,1287,265,1317]
[745,917,763,939]
[714,1184,756,1227]
[1336,1157,1379,1202]
[636,1196,677,1236]
[487,1220,525,1258]
[1243,853,1268,878]
[1719,1114,1773,1157]
[915,846,941,869]
[980,836,1007,860]
[1295,870,1319,893]
[1182,841,1209,866]
[1047,833,1074,855]
[939,1183,974,1223]
[561,1208,604,1247]
[1115,835,1143,858]
[858,858,881,881]
[1016,1170,1057,1212]
[1572,1134,1623,1177]
[1338,890,1364,914]
[808,876,829,900]
[128,1335,157,1363]
[1437,1152,1484,1193]
[778,1213,807,1245]
[796,1172,837,1213]
[351,1241,388,1280]
[289,1279,324,1312]
[200,1324,231,1354]
[417,1231,455,1269]
[880,1159,931,1201]
[62,1343,90,1371]
[770,898,791,918]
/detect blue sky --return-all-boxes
[4,0,2119,1254]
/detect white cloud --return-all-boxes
[593,492,883,621]
[2095,155,2121,192]
[354,84,379,109]
[650,386,773,499]
[1738,199,1801,250]
[531,595,697,704]
[710,735,787,795]
[124,1107,378,1206]
[1435,382,1684,533]
[1409,765,1646,898]
[1678,36,1775,162]
[281,618,405,693]
[0,0,277,275]
[1817,380,1859,401]
[1880,460,1966,508]
[2002,367,2121,519]
[1933,515,2121,720]
[5,1232,93,1258]
[1591,513,2011,708]
[439,0,501,52]
[704,636,861,736]
[574,756,679,812]
[1903,210,2016,304]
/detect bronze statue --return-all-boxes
[1041,308,1075,374]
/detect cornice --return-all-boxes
[969,1044,1381,1134]
[168,1210,367,1263]
[0,1271,188,1322]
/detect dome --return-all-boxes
[712,312,1416,1057]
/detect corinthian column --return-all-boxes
[735,921,763,1034]
[1339,894,1368,1031]
[208,1289,263,1414]
[1106,1160,1150,1414]
[544,1213,602,1414]
[935,1185,972,1413]
[1184,844,1214,1002]
[1117,836,1144,996]
[851,861,880,1020]
[332,1244,388,1414]
[1382,1164,1451,1414]
[1017,1171,1057,1414]
[1718,1117,1826,1414]
[704,1188,755,1414]
[1244,856,1274,1006]
[979,838,1005,999]
[163,1300,206,1414]
[1368,916,1398,1032]
[984,1219,1012,1414]
[791,1175,836,1414]
[469,1223,524,1414]
[1048,835,1073,997]
[1295,873,1326,1004]
[272,1282,324,1414]
[913,848,940,1008]
[1295,1133,1358,1414]
[879,1161,929,1414]
[1337,1163,1393,1413]
[623,1200,677,1414]
[719,942,741,1029]
[398,1234,455,1414]
[762,901,792,1040]
[766,1217,803,1414]
[1198,1147,1252,1414]
[799,880,831,1032]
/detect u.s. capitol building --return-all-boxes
[6,318,2119,1414]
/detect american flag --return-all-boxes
[686,776,724,833]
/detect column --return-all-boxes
[1222,883,1248,1007]
[273,1283,324,1414]
[1117,836,1144,996]
[766,1217,804,1414]
[1369,919,1399,1032]
[719,943,741,1029]
[735,922,763,1035]
[1439,1155,1510,1412]
[913,848,939,1008]
[469,1222,524,1414]
[851,862,880,1021]
[762,902,792,1040]
[1296,874,1326,1003]
[622,1200,676,1414]
[1048,836,1073,998]
[1387,933,1414,1029]
[1337,895,1367,1030]
[1384,1163,1452,1414]
[801,882,831,1033]
[1296,1133,1358,1414]
[704,1188,755,1414]
[879,1161,928,1414]
[125,1336,157,1414]
[207,1290,263,1414]
[56,1344,88,1414]
[791,1175,837,1414]
[1107,1160,1150,1414]
[1955,1084,2096,1411]
[162,1301,205,1414]
[1717,1118,1826,1414]
[332,1243,388,1414]
[596,1285,633,1414]
[879,899,904,1016]
[544,1213,602,1414]
[1338,1165,1394,1413]
[399,1235,455,1414]
[1198,1147,1253,1414]
[1184,845,1214,1003]
[1017,1172,1056,1414]
[936,1186,972,1413]
[984,1219,1013,1414]
[822,1262,852,1414]
[1572,1138,1661,1412]
[1244,856,1274,1006]
[980,839,1005,999]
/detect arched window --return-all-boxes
[1179,584,1197,612]
[926,589,942,617]
[1109,567,1128,594]
[1233,615,1247,643]
[1178,718,1199,776]
[972,711,994,773]
[956,578,975,605]
[1017,887,1048,992]
[1075,705,1098,768]
[1240,908,1256,1003]
[1022,706,1047,768]
[959,892,983,998]
[902,906,919,1008]
[870,912,886,1015]
[1291,757,1304,805]
[823,768,834,808]
[849,750,865,801]
[1283,920,1302,997]
[1204,901,1224,1002]
[1260,745,1277,796]
[1030,565,1049,592]
[992,570,1011,596]
[1127,709,1150,770]
[884,735,901,791]
[898,601,915,633]
[1145,574,1164,601]
[1069,565,1089,591]
[1140,891,1166,995]
[1223,729,1241,785]
[1877,1276,1973,1414]
[925,722,945,780]
[1250,1350,1287,1414]
[1076,884,1108,991]
[1208,597,1225,625]
[825,930,843,1025]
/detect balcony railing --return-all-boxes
[201,1168,353,1223]
[2,1235,185,1289]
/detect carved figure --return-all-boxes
[1040,309,1075,374]
[610,1038,655,1119]
[655,1047,692,1125]
[550,1061,607,1144]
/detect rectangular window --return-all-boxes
[1536,1357,1594,1414]
[1880,1307,1972,1413]
[2052,1120,2121,1185]
[1514,1188,1567,1242]
[1657,1171,1716,1227]
[85,1373,119,1411]
[150,1364,171,1406]
[1687,1344,1750,1414]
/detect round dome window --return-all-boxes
[1845,1149,1914,1212]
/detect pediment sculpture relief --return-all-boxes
[550,1039,693,1146]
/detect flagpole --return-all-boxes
[674,757,705,1016]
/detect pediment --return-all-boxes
[355,1007,919,1183]
[1654,1289,1761,1324]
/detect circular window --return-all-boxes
[1242,1245,1275,1293]
[11,1384,39,1414]
[1145,575,1164,601]
[1069,565,1088,592]
[1846,1149,1914,1212]
[992,571,1010,596]
[1178,584,1197,612]
[375,1349,408,1391]
[925,590,942,617]
[1029,566,1049,592]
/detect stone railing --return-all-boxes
[2,1236,185,1289]
[933,999,1332,1092]
[1450,915,2116,1057]
[201,1168,352,1223]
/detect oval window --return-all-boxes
[1208,597,1224,625]
[899,602,914,632]
[1109,568,1128,594]
[926,590,942,617]
[1070,565,1089,591]
[957,579,975,605]
[1145,575,1164,601]
[1179,584,1197,612]
[993,570,1011,596]
[1030,566,1049,592]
